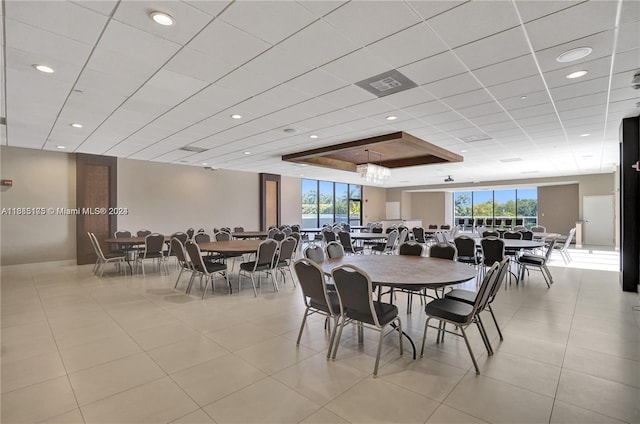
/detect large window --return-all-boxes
[454,188,538,228]
[302,179,362,228]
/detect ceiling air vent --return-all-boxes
[178,146,208,153]
[499,157,524,163]
[459,134,492,143]
[355,69,417,98]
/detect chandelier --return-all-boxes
[356,149,391,184]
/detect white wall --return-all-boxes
[0,146,76,265]
[281,176,302,226]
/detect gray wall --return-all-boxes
[538,184,579,234]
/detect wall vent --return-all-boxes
[459,134,491,143]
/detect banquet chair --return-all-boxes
[325,241,345,259]
[294,259,340,358]
[518,238,556,287]
[185,240,229,298]
[482,230,500,238]
[553,228,576,264]
[371,229,398,254]
[88,232,127,277]
[331,265,403,376]
[186,228,195,240]
[239,239,279,297]
[531,225,546,233]
[275,237,297,286]
[290,224,301,233]
[337,231,363,255]
[445,257,510,351]
[214,230,241,269]
[233,226,244,232]
[171,238,194,291]
[428,243,457,260]
[272,231,286,242]
[304,244,325,264]
[135,233,166,276]
[420,262,500,374]
[114,230,138,260]
[480,237,508,281]
[454,235,482,274]
[137,229,151,237]
[412,227,426,244]
[397,242,426,313]
[267,227,279,239]
[322,228,337,246]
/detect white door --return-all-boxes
[583,195,614,246]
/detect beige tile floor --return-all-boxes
[1,249,639,424]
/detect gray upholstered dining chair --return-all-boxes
[238,239,279,297]
[331,264,403,376]
[135,233,166,276]
[185,240,229,298]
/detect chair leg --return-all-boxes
[543,265,554,285]
[420,317,433,357]
[331,316,346,360]
[249,274,258,297]
[459,326,480,374]
[487,305,503,341]
[373,326,385,377]
[296,308,309,345]
[475,315,493,355]
[174,267,185,289]
[326,316,339,360]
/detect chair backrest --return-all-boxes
[429,243,457,260]
[194,232,211,243]
[294,259,336,315]
[398,242,423,256]
[186,228,195,239]
[326,241,345,258]
[562,228,576,249]
[137,229,151,237]
[290,224,301,233]
[185,240,207,273]
[513,225,527,232]
[331,265,380,326]
[215,231,232,242]
[171,232,188,244]
[450,226,460,238]
[220,227,231,233]
[342,223,351,232]
[144,233,165,255]
[488,257,510,303]
[531,225,546,233]
[544,237,557,261]
[282,227,292,236]
[171,238,189,265]
[412,227,425,243]
[267,228,279,238]
[372,226,383,233]
[337,231,355,251]
[255,239,278,267]
[440,224,451,230]
[88,232,105,260]
[503,231,522,240]
[471,262,501,317]
[115,230,131,238]
[397,228,409,246]
[520,230,534,240]
[304,244,325,263]
[278,237,297,262]
[434,231,446,243]
[385,229,399,250]
[322,229,337,243]
[481,237,505,266]
[428,224,438,230]
[482,230,499,238]
[233,226,244,232]
[273,231,286,241]
[453,236,476,257]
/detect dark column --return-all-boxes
[619,116,639,292]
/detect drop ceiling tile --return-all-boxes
[442,89,495,109]
[321,48,391,84]
[617,20,640,53]
[266,106,315,125]
[514,1,581,23]
[133,69,209,107]
[113,1,212,45]
[323,1,421,46]
[472,54,539,87]
[612,48,640,74]
[399,51,467,85]
[164,47,237,84]
[427,1,520,49]
[366,23,447,69]
[98,19,180,65]
[70,0,118,16]
[6,1,107,45]
[183,1,232,17]
[187,19,270,67]
[423,111,462,126]
[220,0,316,44]
[544,56,614,89]
[454,27,530,70]
[609,86,640,103]
[295,1,347,18]
[524,1,618,51]
[469,112,513,126]
[509,103,557,119]
[278,19,359,68]
[186,84,247,116]
[407,1,465,21]
[319,85,375,108]
[424,72,483,99]
[403,100,450,118]
[487,75,547,99]
[548,76,608,101]
[557,92,609,112]
[217,67,279,97]
[286,68,348,98]
[381,88,435,109]
[535,29,615,74]
[459,102,506,119]
[242,47,315,86]
[499,90,550,110]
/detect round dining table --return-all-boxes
[473,238,544,249]
[231,231,268,239]
[198,239,262,254]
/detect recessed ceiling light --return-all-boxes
[386,116,397,121]
[243,151,251,155]
[149,11,174,26]
[231,114,242,119]
[56,145,66,149]
[70,123,83,128]
[580,133,590,137]
[202,162,208,166]
[33,64,54,73]
[520,95,527,99]
[556,47,593,63]
[566,70,588,79]
[460,149,467,153]
[283,128,297,133]
[309,135,318,139]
